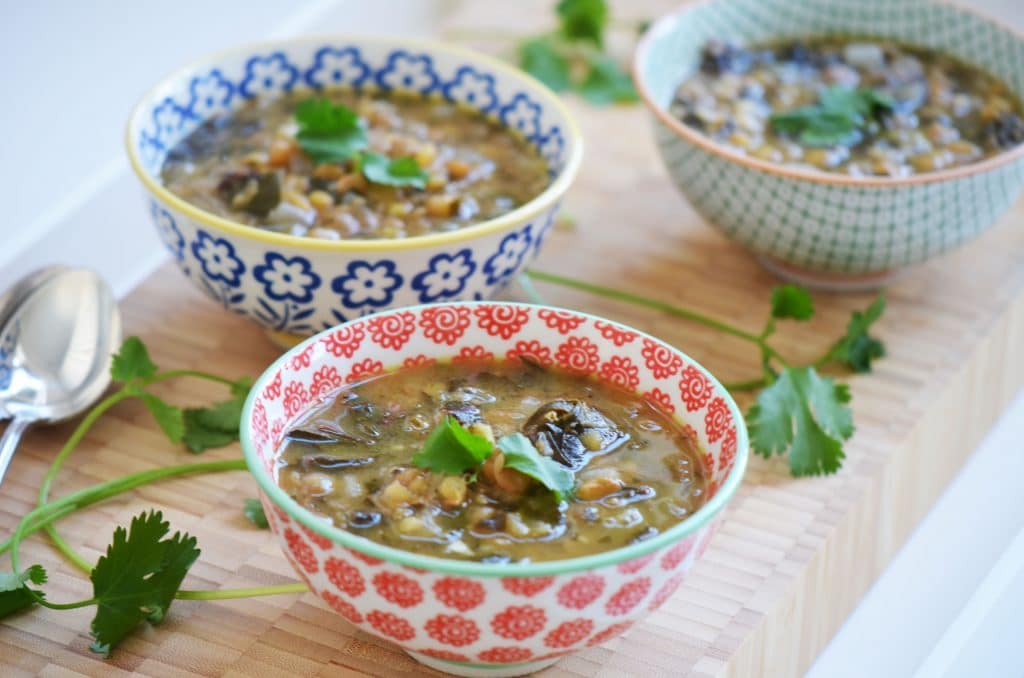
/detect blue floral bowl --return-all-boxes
[126,37,582,338]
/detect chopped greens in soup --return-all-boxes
[161,90,551,239]
[275,360,709,563]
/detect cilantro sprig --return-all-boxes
[526,270,886,477]
[412,417,574,500]
[293,98,428,188]
[770,86,895,148]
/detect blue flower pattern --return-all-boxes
[137,45,569,333]
[411,250,477,303]
[331,260,404,309]
[239,52,299,98]
[483,227,533,285]
[442,66,498,113]
[305,47,370,89]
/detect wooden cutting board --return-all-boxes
[4,2,1024,675]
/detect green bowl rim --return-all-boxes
[240,301,749,578]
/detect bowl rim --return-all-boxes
[240,300,749,578]
[125,34,583,253]
[632,0,1024,188]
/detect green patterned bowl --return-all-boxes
[634,0,1024,289]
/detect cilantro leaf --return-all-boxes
[412,417,494,475]
[770,86,893,147]
[0,565,47,618]
[770,284,815,321]
[747,366,853,476]
[830,294,886,373]
[89,510,199,656]
[556,0,608,46]
[181,377,250,453]
[577,53,639,105]
[243,498,269,529]
[497,433,575,501]
[110,337,157,383]
[140,394,184,444]
[519,37,572,92]
[294,97,368,164]
[360,152,428,189]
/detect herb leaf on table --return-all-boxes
[519,37,572,92]
[110,336,158,383]
[243,499,269,529]
[182,377,252,453]
[828,295,887,373]
[556,0,608,46]
[770,284,815,321]
[0,565,47,617]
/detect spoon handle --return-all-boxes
[0,416,31,487]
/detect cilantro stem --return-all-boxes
[722,377,769,392]
[148,369,239,388]
[33,594,99,611]
[177,583,308,600]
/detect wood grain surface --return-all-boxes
[3,2,1024,675]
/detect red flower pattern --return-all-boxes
[320,324,364,358]
[556,575,605,610]
[322,590,363,623]
[718,428,737,473]
[543,619,594,648]
[505,339,554,367]
[491,605,546,640]
[300,524,332,550]
[501,576,554,597]
[617,553,655,574]
[702,451,716,477]
[643,387,675,414]
[252,401,269,446]
[704,396,732,443]
[475,306,529,339]
[420,306,471,345]
[478,647,533,663]
[554,336,599,373]
[660,535,697,570]
[418,648,470,662]
[272,505,290,524]
[641,339,683,379]
[346,357,384,383]
[324,556,365,597]
[282,381,309,419]
[594,320,637,346]
[648,573,686,611]
[367,610,416,641]
[587,621,633,647]
[347,548,382,566]
[538,309,586,333]
[598,355,640,391]
[290,344,314,371]
[372,571,424,608]
[604,577,651,616]
[403,354,436,369]
[367,311,416,350]
[284,528,318,573]
[309,365,342,399]
[679,365,712,412]
[425,614,481,647]
[452,345,494,363]
[262,371,282,400]
[434,577,486,612]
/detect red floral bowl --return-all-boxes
[241,302,748,677]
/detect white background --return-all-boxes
[2,2,1022,676]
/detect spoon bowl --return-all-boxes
[0,268,121,486]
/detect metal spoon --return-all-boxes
[0,265,70,420]
[0,268,122,486]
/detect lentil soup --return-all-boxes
[160,89,550,240]
[671,38,1024,176]
[275,360,708,563]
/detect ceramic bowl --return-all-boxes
[241,302,748,677]
[126,38,581,338]
[634,0,1024,290]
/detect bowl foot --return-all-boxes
[406,651,561,677]
[756,256,906,292]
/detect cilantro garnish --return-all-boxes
[412,416,494,475]
[182,377,252,453]
[243,499,269,529]
[110,336,157,383]
[770,86,894,147]
[0,564,47,617]
[293,98,427,188]
[515,0,637,105]
[497,433,575,501]
[827,294,887,373]
[770,284,815,321]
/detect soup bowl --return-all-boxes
[241,302,748,677]
[126,37,581,340]
[635,0,1024,290]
